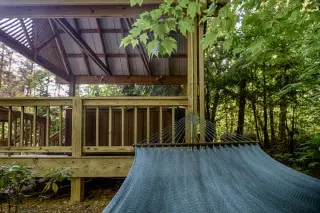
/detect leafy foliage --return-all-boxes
[42,168,72,194]
[0,163,35,213]
[122,0,207,56]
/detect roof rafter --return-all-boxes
[36,31,57,52]
[125,18,151,75]
[19,18,33,50]
[96,18,111,75]
[74,18,92,76]
[54,18,111,76]
[120,18,131,75]
[49,19,72,76]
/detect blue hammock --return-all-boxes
[103,144,320,213]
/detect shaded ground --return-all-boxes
[1,178,123,213]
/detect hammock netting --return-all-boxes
[103,116,320,213]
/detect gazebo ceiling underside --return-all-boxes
[0,16,187,85]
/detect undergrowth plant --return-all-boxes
[0,164,72,213]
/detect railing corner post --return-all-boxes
[71,97,84,202]
[72,97,83,157]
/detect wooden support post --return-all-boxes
[147,107,150,144]
[108,107,112,146]
[71,97,83,202]
[33,106,37,146]
[193,21,198,115]
[198,14,205,143]
[71,177,84,203]
[134,106,137,145]
[69,80,76,97]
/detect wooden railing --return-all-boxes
[0,97,188,156]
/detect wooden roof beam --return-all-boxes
[62,75,186,85]
[49,19,72,76]
[54,18,111,76]
[67,53,187,58]
[0,5,159,18]
[0,28,70,81]
[0,0,163,6]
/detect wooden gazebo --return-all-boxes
[0,0,223,201]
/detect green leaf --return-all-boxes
[161,37,177,55]
[178,17,194,36]
[150,9,162,20]
[52,182,59,193]
[120,35,133,48]
[139,33,149,45]
[0,178,6,189]
[147,40,160,56]
[130,0,143,6]
[180,0,190,8]
[130,27,142,37]
[43,182,51,193]
[308,162,319,168]
[223,39,232,50]
[187,2,201,19]
[154,23,171,39]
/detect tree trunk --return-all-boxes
[210,90,220,135]
[287,106,295,153]
[279,101,287,146]
[251,97,261,142]
[236,79,246,135]
[263,73,270,148]
[269,104,276,146]
[205,86,211,120]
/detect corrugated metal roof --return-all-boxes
[0,16,187,83]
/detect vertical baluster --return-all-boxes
[32,106,37,146]
[29,120,32,146]
[95,106,99,147]
[1,122,3,140]
[172,107,175,144]
[20,106,24,146]
[83,106,86,146]
[159,106,163,143]
[147,107,150,144]
[108,107,112,146]
[13,119,17,146]
[8,106,12,147]
[59,106,63,146]
[46,107,50,146]
[134,106,137,145]
[121,106,125,146]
